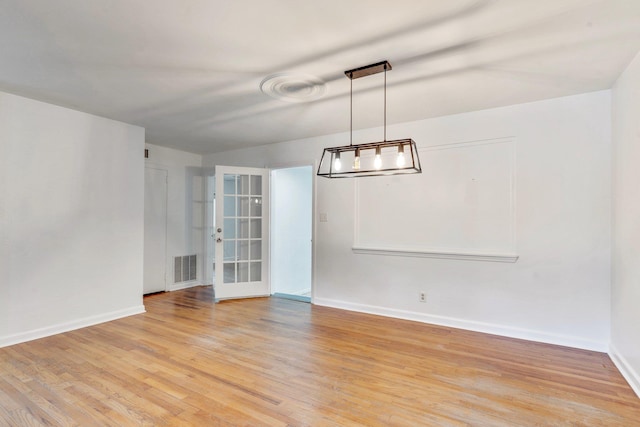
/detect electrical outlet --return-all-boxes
[419,292,426,302]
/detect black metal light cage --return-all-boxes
[317,60,422,178]
[317,138,421,178]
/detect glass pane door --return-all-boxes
[214,166,269,300]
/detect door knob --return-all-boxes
[216,237,222,243]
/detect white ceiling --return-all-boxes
[2,0,640,154]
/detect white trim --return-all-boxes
[268,163,315,302]
[288,288,311,296]
[311,159,318,304]
[266,160,313,170]
[0,305,146,348]
[352,246,519,263]
[205,174,215,286]
[509,137,517,253]
[313,297,606,352]
[169,281,203,292]
[609,343,640,399]
[354,137,517,261]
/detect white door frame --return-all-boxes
[205,173,216,286]
[205,161,317,302]
[268,161,316,302]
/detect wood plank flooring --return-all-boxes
[1,286,639,426]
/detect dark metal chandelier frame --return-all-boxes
[317,60,422,178]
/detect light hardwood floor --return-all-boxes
[1,286,639,426]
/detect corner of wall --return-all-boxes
[610,47,640,401]
[609,344,640,398]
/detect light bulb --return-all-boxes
[396,145,406,167]
[334,153,342,171]
[374,147,382,170]
[353,149,361,170]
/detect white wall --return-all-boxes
[204,91,612,351]
[0,91,145,347]
[144,143,204,290]
[271,166,313,295]
[611,51,640,396]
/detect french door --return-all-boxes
[214,166,270,300]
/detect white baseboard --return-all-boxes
[0,305,146,348]
[313,297,607,352]
[609,343,640,398]
[288,288,311,296]
[168,281,203,291]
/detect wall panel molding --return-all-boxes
[352,245,518,262]
[354,137,517,261]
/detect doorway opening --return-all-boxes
[270,165,313,303]
[143,167,168,295]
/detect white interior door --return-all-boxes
[144,167,168,294]
[214,166,269,300]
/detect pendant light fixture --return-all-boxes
[317,61,422,178]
